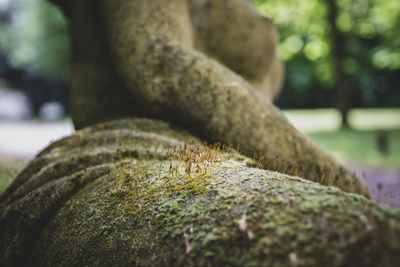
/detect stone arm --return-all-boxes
[98,0,369,196]
[188,0,284,100]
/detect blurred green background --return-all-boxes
[255,0,400,112]
[0,0,399,114]
[0,0,399,197]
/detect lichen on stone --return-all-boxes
[1,118,398,266]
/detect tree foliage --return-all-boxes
[0,0,69,81]
[254,0,400,108]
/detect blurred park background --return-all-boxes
[0,0,399,206]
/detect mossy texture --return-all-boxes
[53,0,370,197]
[1,118,399,266]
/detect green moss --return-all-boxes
[28,158,400,266]
[2,118,399,266]
[109,142,228,216]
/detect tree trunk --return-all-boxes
[326,0,350,128]
[1,118,399,266]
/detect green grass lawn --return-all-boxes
[308,129,400,167]
[0,155,27,193]
[283,108,400,168]
[0,168,14,193]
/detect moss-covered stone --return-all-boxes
[3,0,392,264]
[1,118,399,266]
[51,0,370,196]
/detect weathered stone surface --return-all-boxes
[54,0,369,197]
[1,118,399,266]
[1,1,389,265]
